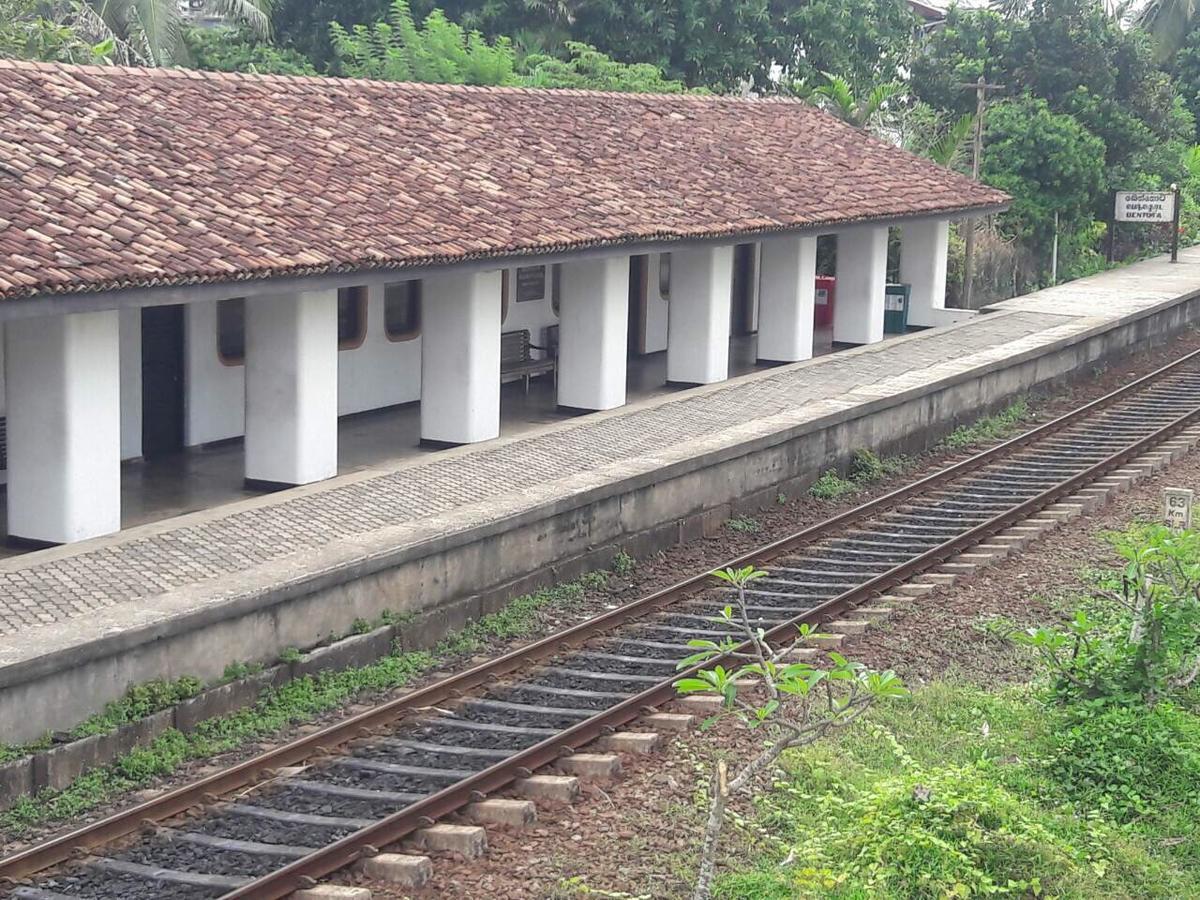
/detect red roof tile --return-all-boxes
[0,61,1008,302]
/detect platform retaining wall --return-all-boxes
[1,292,1198,749]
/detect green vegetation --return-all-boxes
[675,566,906,899]
[809,449,909,501]
[713,521,1200,899]
[714,682,1200,899]
[939,398,1031,451]
[613,551,636,578]
[725,515,762,534]
[0,571,600,834]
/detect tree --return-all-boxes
[981,95,1106,272]
[522,41,691,92]
[767,0,917,92]
[807,73,904,130]
[0,0,111,62]
[1135,0,1199,61]
[66,0,273,66]
[184,25,317,75]
[675,566,905,900]
[331,0,515,84]
[272,0,389,67]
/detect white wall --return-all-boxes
[498,265,559,370]
[185,301,245,446]
[186,283,442,445]
[338,284,422,415]
[644,253,670,353]
[119,308,142,460]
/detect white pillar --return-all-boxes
[666,245,734,385]
[833,225,888,345]
[6,311,120,544]
[902,219,950,327]
[757,234,817,363]
[420,269,502,445]
[558,256,630,411]
[244,291,338,488]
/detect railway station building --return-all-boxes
[0,61,1007,547]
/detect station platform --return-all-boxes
[3,249,1199,742]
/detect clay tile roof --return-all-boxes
[0,60,1008,302]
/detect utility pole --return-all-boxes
[958,76,1004,308]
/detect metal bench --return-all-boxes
[501,328,556,392]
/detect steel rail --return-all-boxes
[3,345,1199,891]
[229,365,1200,897]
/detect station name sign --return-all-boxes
[1114,190,1176,223]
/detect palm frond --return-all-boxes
[212,0,274,39]
[1134,0,1200,61]
[129,0,183,65]
[927,113,975,167]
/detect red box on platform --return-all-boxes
[814,276,835,328]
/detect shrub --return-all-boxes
[725,515,761,534]
[728,731,1110,900]
[847,449,885,483]
[1048,701,1200,823]
[810,470,859,500]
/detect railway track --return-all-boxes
[5,348,1200,899]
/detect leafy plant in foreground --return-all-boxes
[675,565,905,900]
[1015,525,1200,707]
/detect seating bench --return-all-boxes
[501,328,556,392]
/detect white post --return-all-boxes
[901,219,950,328]
[666,245,734,385]
[6,310,121,544]
[833,225,888,345]
[420,269,502,445]
[244,290,338,488]
[757,234,817,363]
[558,256,630,411]
[118,307,143,460]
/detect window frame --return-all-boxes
[658,253,671,301]
[337,286,369,351]
[384,279,422,342]
[216,297,246,367]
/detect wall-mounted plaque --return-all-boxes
[516,266,546,302]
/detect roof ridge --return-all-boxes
[0,58,817,104]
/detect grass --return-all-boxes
[809,449,910,500]
[726,515,762,534]
[0,573,601,836]
[807,400,1032,502]
[939,398,1031,451]
[714,681,1200,899]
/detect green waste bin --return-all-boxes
[884,283,911,335]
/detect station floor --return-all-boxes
[1,249,1198,656]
